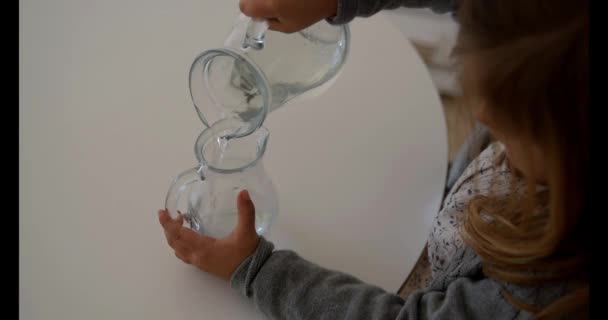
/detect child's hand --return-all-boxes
[158,190,260,280]
[239,0,338,33]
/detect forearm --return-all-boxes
[231,238,520,320]
[231,238,406,319]
[329,0,458,24]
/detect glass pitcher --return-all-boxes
[165,124,278,238]
[189,14,350,138]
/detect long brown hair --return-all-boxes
[454,0,589,318]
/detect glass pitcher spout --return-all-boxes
[194,120,269,173]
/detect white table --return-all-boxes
[20,1,447,319]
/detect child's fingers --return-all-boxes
[240,0,276,18]
[158,209,173,228]
[235,190,257,237]
[158,209,183,229]
[177,227,216,249]
[174,250,192,264]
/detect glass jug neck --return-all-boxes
[194,124,269,174]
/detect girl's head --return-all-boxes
[454,0,588,316]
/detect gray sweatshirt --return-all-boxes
[232,238,570,319]
[230,1,573,319]
[327,0,457,25]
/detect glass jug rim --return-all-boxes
[189,48,272,139]
[194,124,270,174]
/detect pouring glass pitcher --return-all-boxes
[189,14,350,138]
[164,13,349,237]
[165,124,278,238]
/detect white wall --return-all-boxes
[384,8,458,47]
[383,8,461,96]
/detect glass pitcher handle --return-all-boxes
[243,18,269,50]
[164,167,206,231]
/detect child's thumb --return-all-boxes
[235,190,256,235]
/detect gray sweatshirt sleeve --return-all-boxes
[328,0,458,25]
[230,238,520,320]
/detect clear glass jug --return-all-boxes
[189,14,350,137]
[165,13,349,237]
[165,125,278,238]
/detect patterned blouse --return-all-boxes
[430,142,520,276]
[401,142,542,297]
